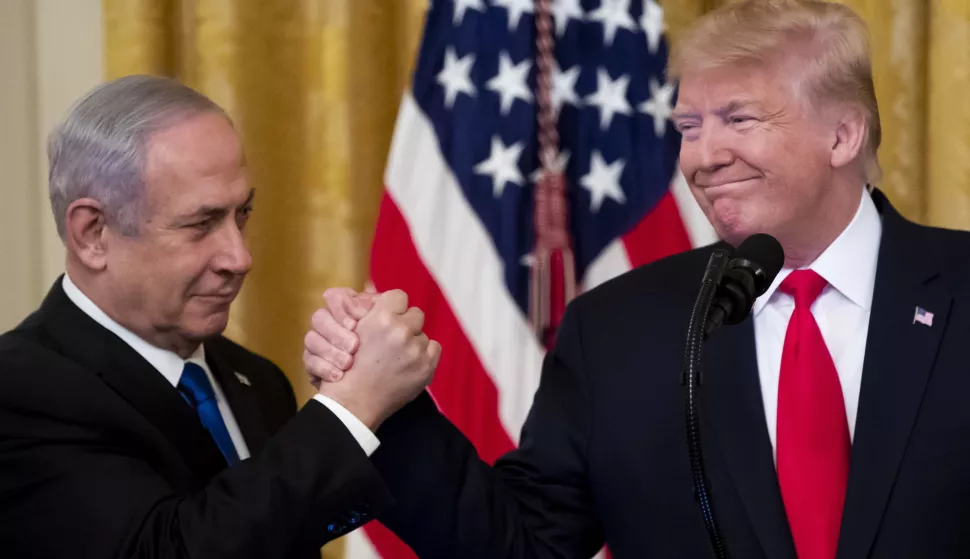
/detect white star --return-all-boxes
[585,68,632,130]
[638,78,675,137]
[529,150,571,183]
[452,0,485,25]
[641,0,664,53]
[487,52,533,115]
[474,136,525,197]
[437,48,476,109]
[493,0,535,31]
[552,0,584,37]
[580,151,627,212]
[551,63,582,115]
[587,0,637,46]
[520,252,537,268]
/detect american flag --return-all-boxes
[346,0,716,557]
[913,306,934,327]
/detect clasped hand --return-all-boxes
[303,288,440,431]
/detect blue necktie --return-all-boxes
[178,362,240,466]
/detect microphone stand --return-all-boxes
[682,249,731,559]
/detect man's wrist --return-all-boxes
[312,393,381,455]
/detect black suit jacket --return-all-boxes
[0,279,392,558]
[370,190,970,558]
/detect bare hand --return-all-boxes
[303,287,376,387]
[305,289,441,431]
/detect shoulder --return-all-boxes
[206,336,298,409]
[570,243,722,320]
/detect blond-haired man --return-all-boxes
[305,1,970,557]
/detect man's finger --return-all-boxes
[350,292,378,319]
[399,306,426,334]
[304,351,347,383]
[304,330,354,370]
[427,340,443,370]
[310,309,359,354]
[322,287,362,329]
[374,289,408,314]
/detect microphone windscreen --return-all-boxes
[733,233,784,295]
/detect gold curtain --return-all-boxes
[103,0,969,558]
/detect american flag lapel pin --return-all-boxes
[234,372,252,386]
[913,306,934,327]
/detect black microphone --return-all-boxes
[704,233,784,338]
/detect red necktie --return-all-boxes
[776,270,850,559]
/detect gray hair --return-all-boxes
[48,74,228,238]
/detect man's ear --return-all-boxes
[64,198,109,271]
[831,105,867,171]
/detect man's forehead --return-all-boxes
[146,114,243,171]
[673,66,788,113]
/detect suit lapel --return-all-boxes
[206,348,271,455]
[39,280,228,480]
[837,194,952,558]
[703,319,796,559]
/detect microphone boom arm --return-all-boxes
[683,249,731,559]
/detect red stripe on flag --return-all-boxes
[621,191,693,267]
[364,192,518,558]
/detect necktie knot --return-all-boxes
[178,362,216,407]
[780,269,828,309]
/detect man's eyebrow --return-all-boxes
[183,189,255,220]
[714,101,757,118]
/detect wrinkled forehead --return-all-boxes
[142,113,250,212]
[673,58,804,115]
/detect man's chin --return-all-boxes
[183,312,231,341]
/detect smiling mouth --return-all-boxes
[701,178,760,189]
[197,293,238,303]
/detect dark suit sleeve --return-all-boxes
[372,298,605,558]
[0,360,392,559]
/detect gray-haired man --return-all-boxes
[0,75,440,559]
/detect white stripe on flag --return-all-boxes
[384,93,546,442]
[343,530,382,559]
[583,239,633,291]
[670,169,719,249]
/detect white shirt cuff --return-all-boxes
[312,394,381,456]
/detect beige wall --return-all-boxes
[0,0,102,330]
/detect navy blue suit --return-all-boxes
[371,190,970,558]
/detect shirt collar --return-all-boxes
[61,273,204,387]
[752,187,882,315]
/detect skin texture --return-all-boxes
[673,59,867,268]
[64,112,254,358]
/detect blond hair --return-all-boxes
[669,0,882,184]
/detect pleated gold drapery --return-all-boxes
[103,1,969,557]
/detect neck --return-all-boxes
[65,261,200,359]
[779,183,864,269]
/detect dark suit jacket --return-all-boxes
[370,190,970,558]
[0,279,392,558]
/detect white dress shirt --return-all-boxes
[752,188,882,460]
[62,274,379,457]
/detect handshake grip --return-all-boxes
[305,289,442,432]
